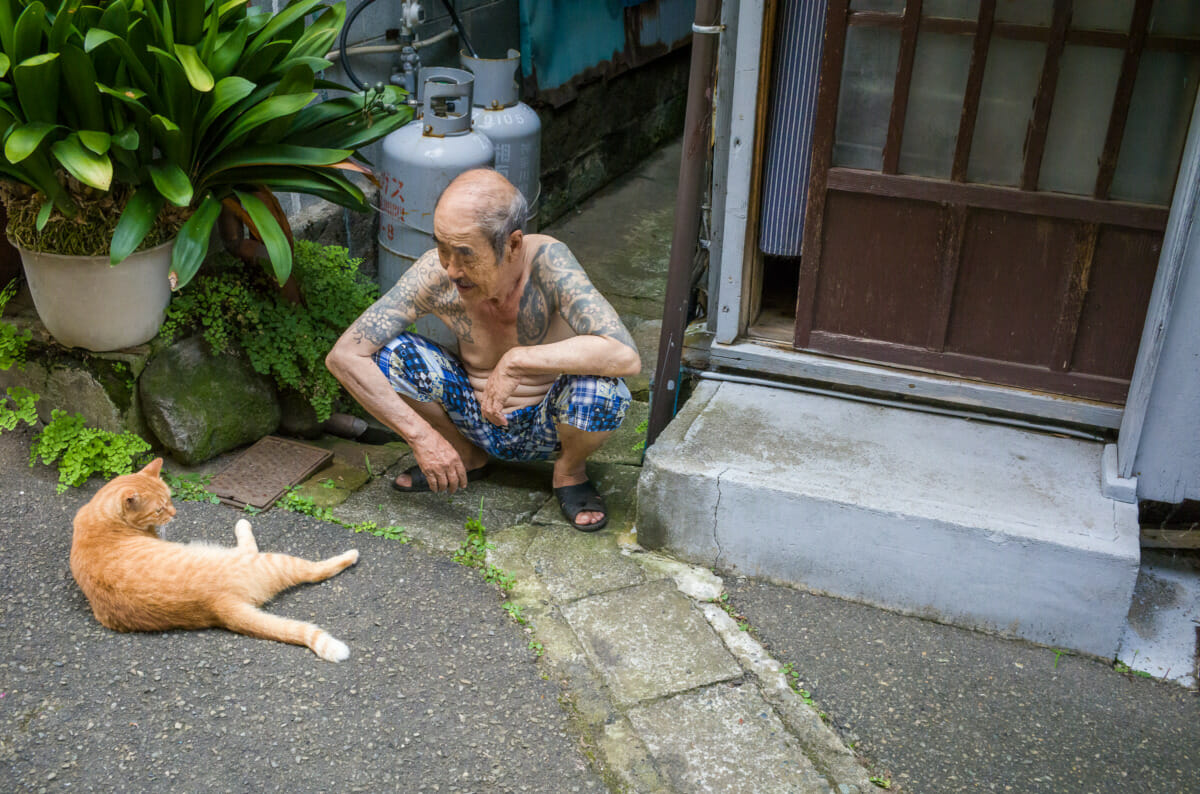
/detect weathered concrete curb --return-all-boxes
[483,506,875,793]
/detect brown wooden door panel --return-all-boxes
[812,192,943,345]
[790,0,1196,405]
[1070,226,1161,379]
[945,210,1078,366]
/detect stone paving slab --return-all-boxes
[627,683,838,794]
[561,578,742,708]
[332,459,552,553]
[525,524,651,603]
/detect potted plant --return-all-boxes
[0,0,412,350]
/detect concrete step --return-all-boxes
[637,380,1141,658]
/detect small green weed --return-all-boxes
[162,471,219,504]
[631,418,648,453]
[352,520,410,543]
[277,486,333,521]
[1051,648,1071,669]
[483,564,515,592]
[452,500,517,593]
[30,410,152,494]
[870,776,892,789]
[709,592,750,630]
[781,662,828,720]
[502,601,528,626]
[453,499,493,568]
[0,280,31,370]
[527,640,544,658]
[1113,660,1153,678]
[0,386,39,431]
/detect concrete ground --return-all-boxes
[4,138,1199,794]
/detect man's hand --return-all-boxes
[481,354,521,426]
[408,429,469,493]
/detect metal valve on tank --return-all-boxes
[377,67,495,347]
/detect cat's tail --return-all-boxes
[219,600,350,662]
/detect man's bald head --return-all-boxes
[436,169,528,263]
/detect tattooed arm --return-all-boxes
[326,251,472,491]
[482,240,641,425]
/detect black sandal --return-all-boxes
[554,481,609,532]
[392,463,491,493]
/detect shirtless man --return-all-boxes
[326,169,641,530]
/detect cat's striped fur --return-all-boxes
[69,458,358,661]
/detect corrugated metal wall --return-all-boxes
[758,0,828,257]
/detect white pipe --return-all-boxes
[325,28,457,61]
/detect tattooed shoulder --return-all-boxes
[533,240,637,351]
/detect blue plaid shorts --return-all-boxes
[373,332,631,462]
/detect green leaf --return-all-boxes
[172,0,206,45]
[174,44,214,92]
[13,53,60,125]
[111,188,165,264]
[112,126,140,150]
[196,75,255,138]
[237,39,290,83]
[209,21,249,79]
[0,1,14,59]
[244,0,324,59]
[235,189,292,285]
[170,195,222,290]
[79,130,111,155]
[83,29,154,93]
[58,45,105,131]
[287,4,345,61]
[4,122,59,164]
[0,54,9,79]
[202,143,353,179]
[51,133,112,190]
[12,2,49,66]
[48,0,83,51]
[35,199,53,231]
[208,92,317,155]
[148,161,193,206]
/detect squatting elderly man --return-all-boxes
[326,169,640,530]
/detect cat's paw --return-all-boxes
[314,634,350,662]
[343,549,359,566]
[234,519,257,552]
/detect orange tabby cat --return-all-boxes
[69,458,359,662]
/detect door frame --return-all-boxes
[707,0,1198,431]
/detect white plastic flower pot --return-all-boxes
[15,240,174,352]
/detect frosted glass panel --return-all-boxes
[967,39,1045,186]
[850,0,903,11]
[1149,1,1200,36]
[995,0,1052,25]
[1111,52,1200,204]
[1073,1,1134,31]
[833,25,900,171]
[899,32,973,178]
[1039,46,1123,195]
[924,0,975,18]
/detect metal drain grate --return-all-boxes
[208,436,333,511]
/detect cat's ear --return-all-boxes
[122,489,142,514]
[140,458,163,477]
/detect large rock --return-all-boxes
[139,336,280,465]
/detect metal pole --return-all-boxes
[647,0,723,446]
